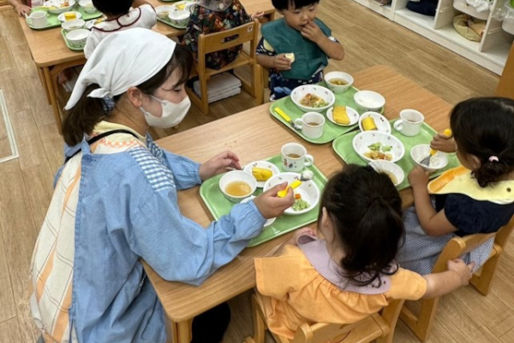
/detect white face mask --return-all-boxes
[140,95,191,128]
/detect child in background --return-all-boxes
[398,97,514,275]
[256,0,344,100]
[8,0,30,16]
[255,165,474,339]
[84,0,156,59]
[182,0,260,70]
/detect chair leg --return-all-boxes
[253,64,264,105]
[244,295,267,343]
[470,246,501,296]
[199,74,209,114]
[400,298,440,342]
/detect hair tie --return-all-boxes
[488,156,499,163]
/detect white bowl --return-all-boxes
[61,18,85,30]
[263,172,320,215]
[369,160,405,186]
[410,144,449,172]
[352,131,405,163]
[354,90,386,112]
[65,28,89,49]
[78,0,96,13]
[243,160,280,188]
[324,71,354,94]
[326,105,359,126]
[155,5,174,20]
[241,196,276,227]
[57,11,82,22]
[45,0,76,14]
[168,9,190,27]
[290,85,335,113]
[219,170,257,203]
[358,111,391,134]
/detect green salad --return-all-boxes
[292,198,310,211]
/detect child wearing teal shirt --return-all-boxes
[256,0,344,100]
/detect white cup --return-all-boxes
[281,143,314,172]
[393,109,424,136]
[27,11,48,29]
[293,112,325,139]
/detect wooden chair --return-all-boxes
[495,42,514,99]
[244,294,405,343]
[400,216,514,341]
[187,19,263,114]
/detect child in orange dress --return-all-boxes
[254,165,474,339]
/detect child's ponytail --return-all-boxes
[450,97,514,187]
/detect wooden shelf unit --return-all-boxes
[352,0,514,74]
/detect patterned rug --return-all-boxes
[0,89,19,163]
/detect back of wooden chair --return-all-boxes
[401,216,514,341]
[244,294,405,343]
[188,19,263,114]
[495,42,514,98]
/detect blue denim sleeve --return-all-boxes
[162,151,202,190]
[129,189,265,286]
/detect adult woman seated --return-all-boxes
[29,28,293,343]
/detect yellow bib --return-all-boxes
[427,166,514,205]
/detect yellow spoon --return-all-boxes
[419,129,452,166]
[277,179,302,198]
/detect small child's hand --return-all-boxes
[15,3,31,16]
[447,259,474,286]
[430,134,456,153]
[273,54,292,71]
[408,165,430,188]
[301,21,324,44]
[250,11,264,20]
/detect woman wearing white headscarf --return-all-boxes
[29,28,293,343]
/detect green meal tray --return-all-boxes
[60,29,83,51]
[199,155,327,247]
[332,121,460,190]
[26,6,102,30]
[269,85,361,144]
[156,16,187,29]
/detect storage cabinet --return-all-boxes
[352,0,514,74]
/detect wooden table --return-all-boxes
[145,65,453,343]
[18,0,275,132]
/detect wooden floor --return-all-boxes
[0,1,511,342]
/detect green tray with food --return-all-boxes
[155,1,193,29]
[331,121,460,190]
[26,4,102,30]
[199,155,327,247]
[269,84,361,144]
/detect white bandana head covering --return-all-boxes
[65,28,176,110]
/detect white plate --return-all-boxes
[241,196,276,227]
[243,160,280,188]
[57,11,82,22]
[290,85,335,113]
[263,172,320,215]
[45,0,76,14]
[326,106,359,126]
[352,131,405,163]
[358,111,391,134]
[369,160,405,186]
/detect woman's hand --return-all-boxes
[408,165,430,188]
[430,134,456,153]
[253,183,294,219]
[301,21,324,44]
[15,3,31,16]
[447,259,475,286]
[199,151,241,181]
[273,54,292,71]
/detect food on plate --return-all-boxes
[64,12,77,20]
[364,142,393,161]
[333,105,350,125]
[362,116,377,131]
[252,167,273,182]
[285,53,295,63]
[225,181,252,197]
[328,78,347,86]
[300,93,328,108]
[157,11,169,19]
[292,198,310,211]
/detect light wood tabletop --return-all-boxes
[145,65,453,343]
[18,0,275,131]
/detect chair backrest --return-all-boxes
[496,42,514,98]
[431,232,496,273]
[197,20,258,65]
